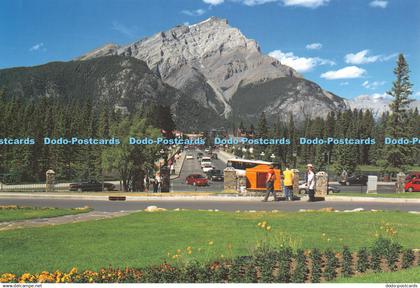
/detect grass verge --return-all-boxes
[0,210,419,275]
[0,206,92,222]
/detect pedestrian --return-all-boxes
[283,164,294,201]
[144,175,150,192]
[155,172,161,192]
[262,165,278,202]
[306,164,316,202]
[170,163,175,175]
[152,176,159,193]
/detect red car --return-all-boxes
[405,179,420,192]
[185,174,209,186]
[405,172,420,182]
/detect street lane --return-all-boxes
[0,197,418,212]
[171,149,225,192]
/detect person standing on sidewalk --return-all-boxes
[306,164,316,202]
[283,164,294,201]
[262,165,278,202]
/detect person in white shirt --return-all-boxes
[306,164,316,202]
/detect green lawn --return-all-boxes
[331,192,420,198]
[0,206,91,222]
[1,210,419,275]
[333,266,420,283]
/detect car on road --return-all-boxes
[186,154,194,160]
[206,169,224,181]
[69,180,116,192]
[185,174,209,186]
[298,183,340,195]
[197,152,204,159]
[202,164,214,173]
[200,156,212,168]
[405,179,420,192]
[339,175,368,186]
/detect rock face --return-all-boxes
[79,17,348,121]
[0,56,225,131]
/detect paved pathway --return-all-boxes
[0,210,134,231]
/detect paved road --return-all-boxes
[171,149,225,192]
[1,197,418,212]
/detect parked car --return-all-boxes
[202,164,214,173]
[339,175,368,186]
[405,172,420,182]
[185,174,209,186]
[405,179,420,192]
[196,152,203,159]
[186,154,194,160]
[211,153,218,160]
[298,183,340,195]
[206,169,224,181]
[69,180,116,192]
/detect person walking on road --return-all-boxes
[262,165,278,202]
[306,164,316,202]
[283,164,294,201]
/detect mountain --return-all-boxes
[347,94,420,117]
[0,56,225,131]
[79,17,348,122]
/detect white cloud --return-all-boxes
[203,0,225,4]
[202,0,330,7]
[306,43,322,50]
[29,43,45,52]
[112,21,137,38]
[321,66,366,80]
[340,81,349,86]
[345,49,396,65]
[269,50,335,73]
[362,80,386,90]
[282,0,330,8]
[370,0,388,8]
[181,9,206,16]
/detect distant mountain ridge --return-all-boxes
[79,17,349,122]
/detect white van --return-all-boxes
[201,156,212,168]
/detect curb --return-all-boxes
[1,193,420,203]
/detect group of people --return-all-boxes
[263,163,316,202]
[143,173,161,193]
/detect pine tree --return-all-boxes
[380,54,414,173]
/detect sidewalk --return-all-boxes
[1,192,420,203]
[170,151,185,180]
[0,210,133,231]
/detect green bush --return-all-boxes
[323,249,339,281]
[342,246,353,277]
[276,247,292,283]
[401,249,415,269]
[291,249,308,283]
[310,248,322,283]
[356,247,370,273]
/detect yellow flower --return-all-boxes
[188,251,192,255]
[187,246,192,251]
[221,254,225,258]
[322,233,326,237]
[176,249,181,254]
[327,238,331,242]
[266,226,272,231]
[257,222,262,227]
[208,241,214,246]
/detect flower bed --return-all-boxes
[1,237,419,283]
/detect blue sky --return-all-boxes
[0,0,419,100]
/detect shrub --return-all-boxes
[401,249,415,269]
[356,247,370,273]
[323,249,339,281]
[291,249,308,283]
[386,242,402,271]
[342,246,353,277]
[275,247,292,283]
[254,248,276,282]
[241,256,258,283]
[310,248,322,283]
